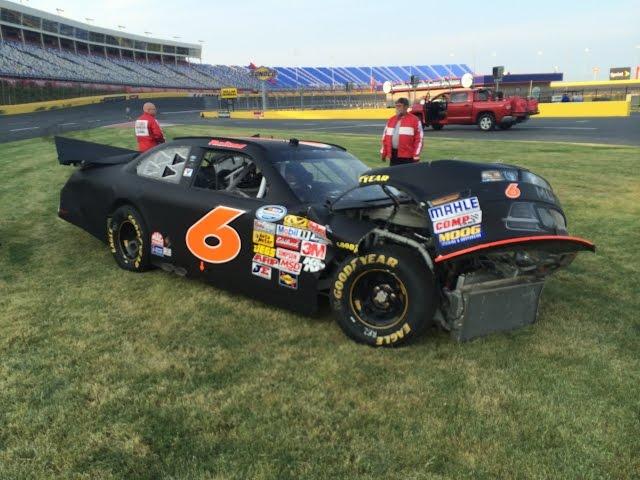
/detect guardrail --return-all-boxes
[201,100,631,121]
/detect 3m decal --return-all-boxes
[253,219,276,234]
[208,139,247,149]
[428,196,480,221]
[276,224,311,240]
[256,205,287,222]
[333,255,399,300]
[253,244,276,257]
[438,225,482,247]
[433,211,482,234]
[283,214,309,229]
[279,271,299,290]
[252,230,275,247]
[253,253,279,267]
[275,235,300,250]
[278,258,303,275]
[303,257,325,273]
[252,263,272,280]
[277,248,301,263]
[505,183,521,199]
[301,240,327,260]
[186,206,245,264]
[359,174,389,184]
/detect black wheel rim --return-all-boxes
[118,220,140,261]
[349,269,408,329]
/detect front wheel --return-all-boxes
[107,205,151,272]
[477,113,496,131]
[330,246,437,347]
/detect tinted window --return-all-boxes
[42,19,58,33]
[137,146,190,184]
[60,24,74,36]
[273,150,392,204]
[450,92,468,103]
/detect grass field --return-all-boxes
[1,125,639,479]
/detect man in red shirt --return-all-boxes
[135,103,165,152]
[380,97,423,166]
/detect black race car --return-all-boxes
[56,135,594,346]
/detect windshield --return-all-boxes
[273,150,393,204]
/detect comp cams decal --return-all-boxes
[428,196,483,248]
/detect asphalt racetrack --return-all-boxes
[1,96,638,145]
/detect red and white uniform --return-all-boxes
[380,113,423,160]
[135,113,165,152]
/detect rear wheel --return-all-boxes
[477,113,495,131]
[499,123,513,130]
[330,246,437,347]
[107,205,151,272]
[431,123,444,130]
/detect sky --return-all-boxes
[20,0,640,80]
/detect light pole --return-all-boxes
[584,47,590,80]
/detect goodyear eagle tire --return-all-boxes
[330,246,436,347]
[107,205,151,272]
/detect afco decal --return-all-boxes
[186,206,245,264]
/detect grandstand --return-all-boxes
[0,0,472,93]
[270,64,474,89]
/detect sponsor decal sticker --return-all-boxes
[279,271,299,290]
[256,205,287,222]
[253,244,276,257]
[253,253,279,267]
[252,230,275,247]
[283,215,309,229]
[307,220,327,238]
[303,257,325,273]
[301,240,327,260]
[277,248,301,262]
[151,232,164,257]
[438,225,482,247]
[276,224,311,240]
[433,211,482,234]
[208,139,247,149]
[428,196,480,221]
[163,247,172,257]
[183,167,193,177]
[336,241,358,252]
[275,235,300,250]
[505,183,521,199]
[252,262,272,280]
[253,219,276,234]
[278,258,303,275]
[359,174,390,184]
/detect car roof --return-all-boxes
[172,135,347,154]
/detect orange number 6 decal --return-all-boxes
[186,206,246,264]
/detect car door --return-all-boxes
[446,91,473,123]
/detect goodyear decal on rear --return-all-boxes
[359,174,390,184]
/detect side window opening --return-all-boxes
[450,92,469,103]
[136,146,190,184]
[193,150,267,199]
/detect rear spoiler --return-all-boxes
[55,136,138,166]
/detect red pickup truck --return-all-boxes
[409,88,539,131]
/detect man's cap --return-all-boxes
[395,97,409,106]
